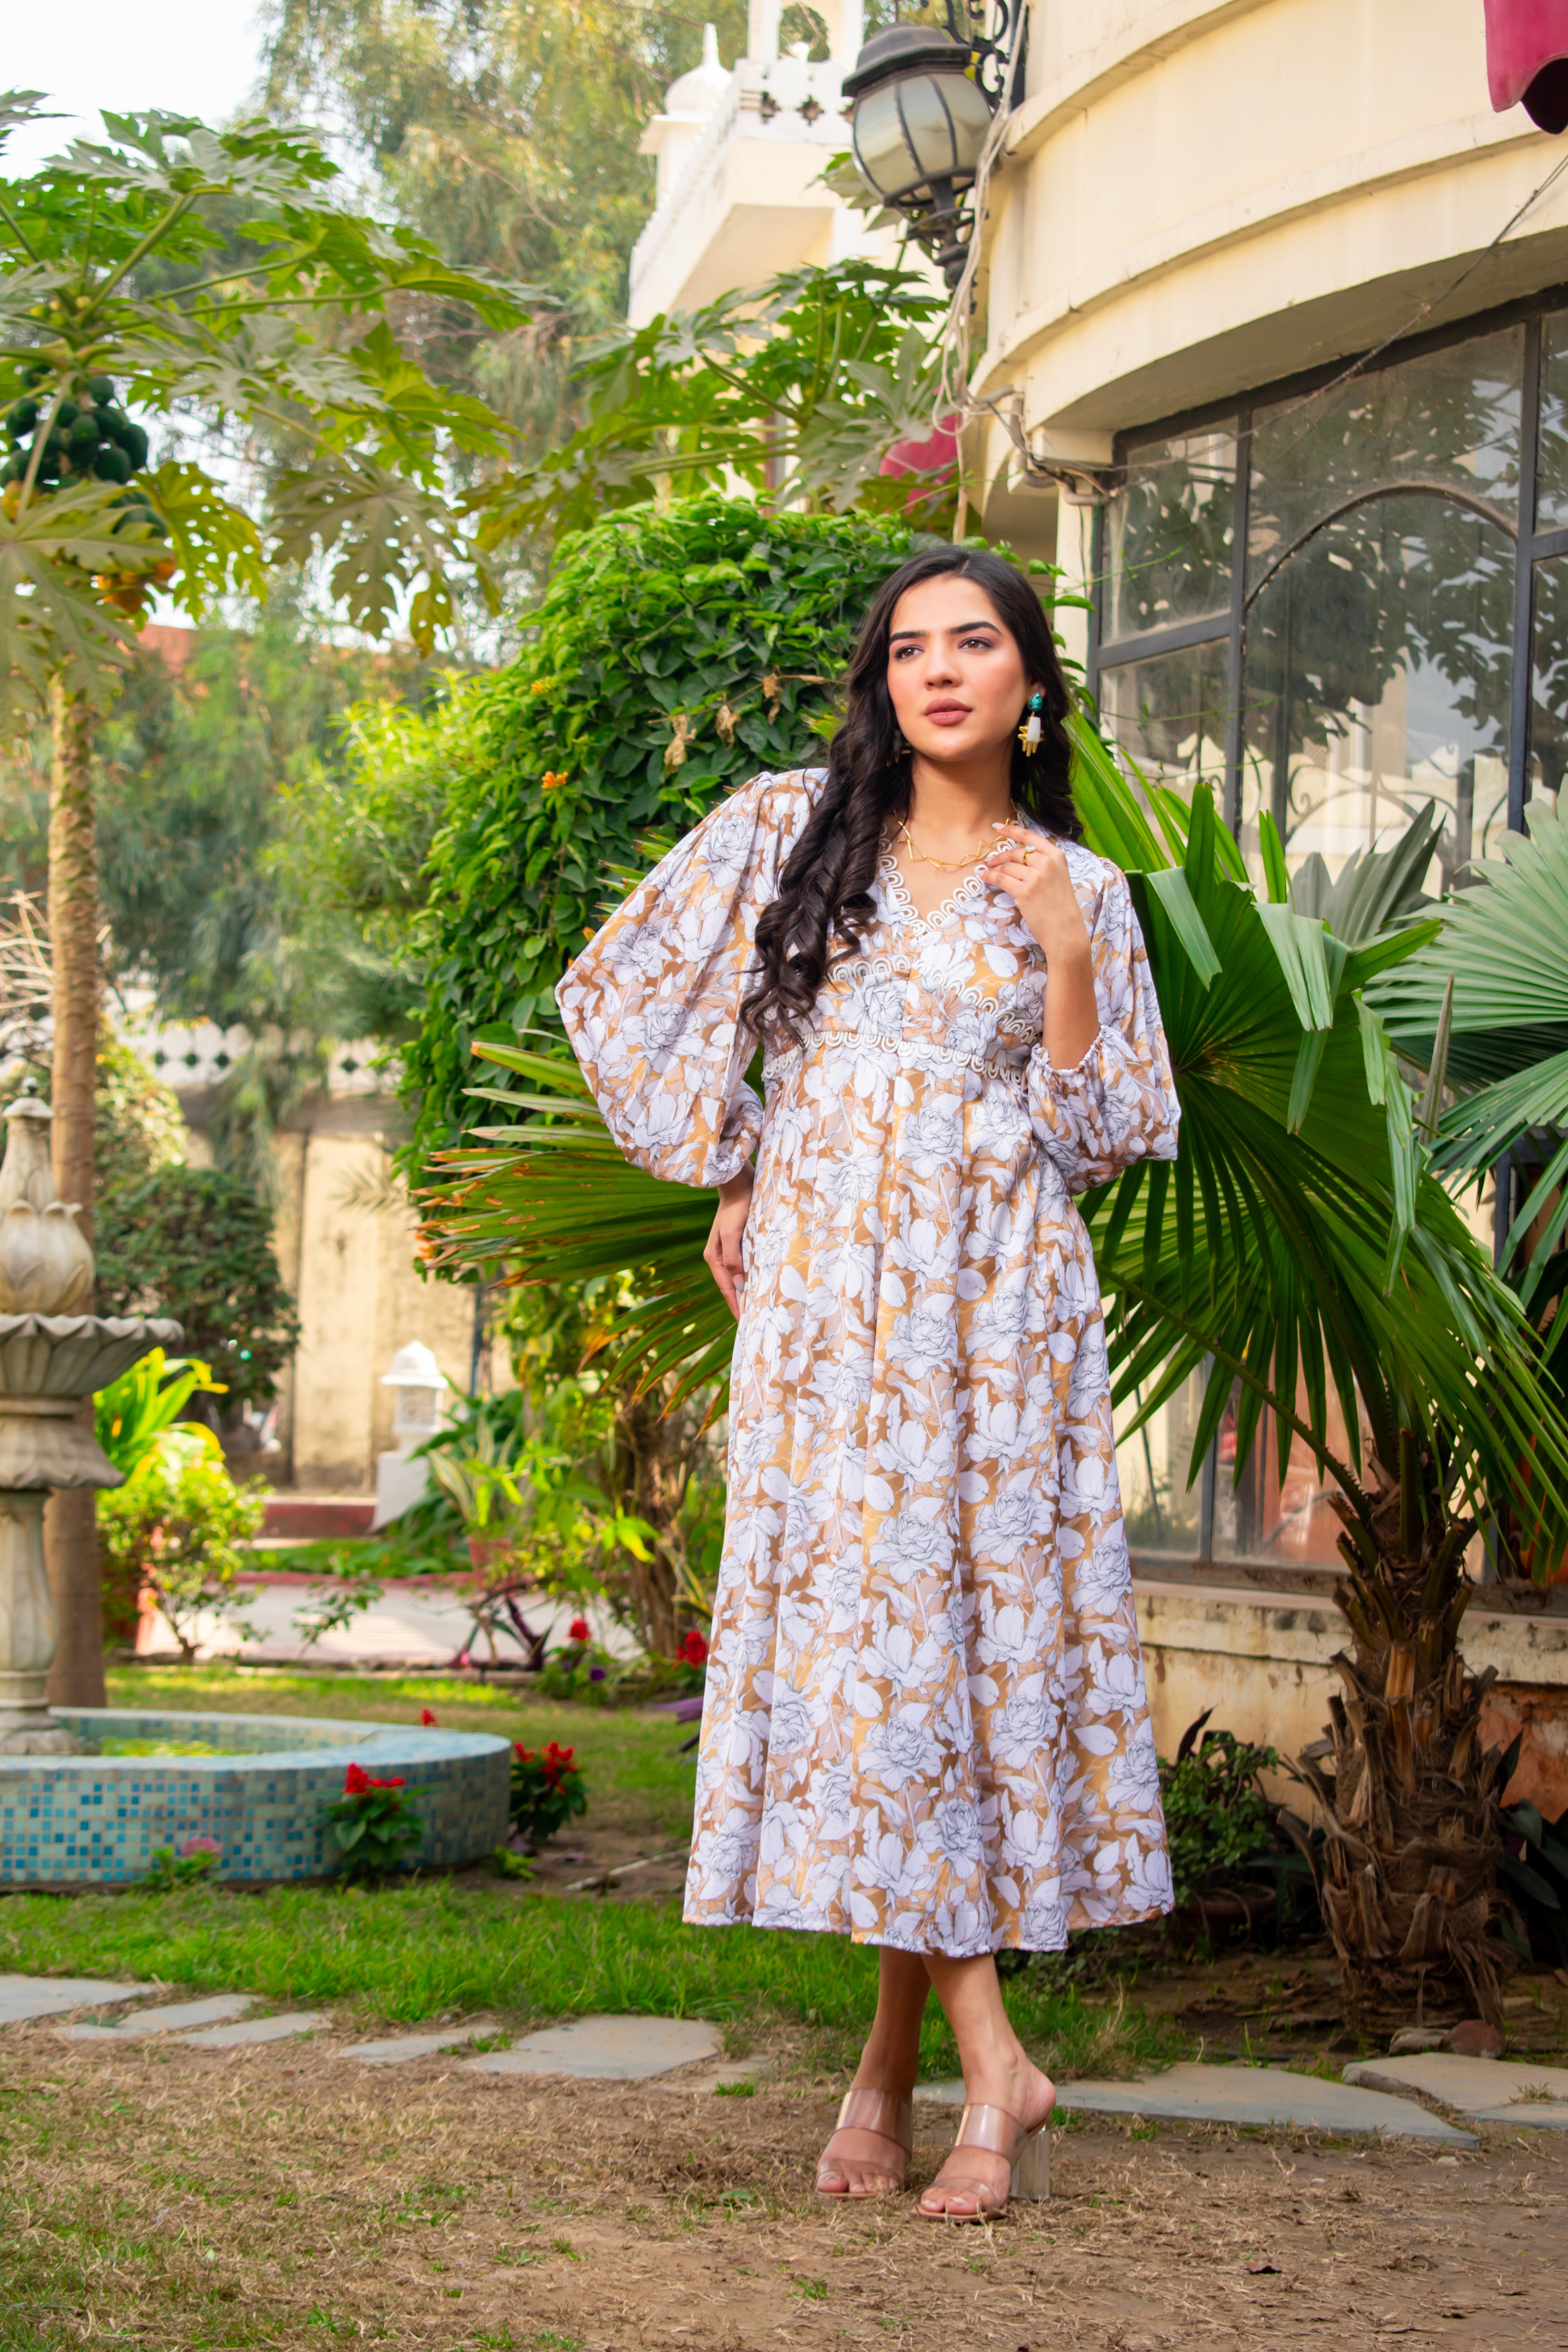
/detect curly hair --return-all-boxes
[740,546,1078,1042]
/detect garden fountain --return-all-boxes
[0,1085,179,1756]
[0,1086,510,1881]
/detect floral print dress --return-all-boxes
[557,768,1181,1956]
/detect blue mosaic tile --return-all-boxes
[0,1710,511,1887]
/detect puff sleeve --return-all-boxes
[1027,864,1181,1192]
[555,769,812,1188]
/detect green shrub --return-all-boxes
[97,1434,269,1661]
[1159,1722,1279,1908]
[398,493,941,1159]
[94,1164,300,1412]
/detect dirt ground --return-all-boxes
[2,2022,1566,2352]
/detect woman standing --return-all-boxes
[558,547,1178,2218]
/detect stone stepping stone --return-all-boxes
[461,2013,720,2081]
[342,2021,500,2065]
[0,1975,157,2025]
[173,2011,325,2049]
[1344,2051,1568,2129]
[918,2060,1477,2146]
[59,1994,256,2042]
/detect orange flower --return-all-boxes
[541,770,568,792]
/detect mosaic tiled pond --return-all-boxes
[0,1710,511,1887]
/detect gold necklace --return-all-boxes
[895,804,1020,872]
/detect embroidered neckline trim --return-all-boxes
[877,843,984,932]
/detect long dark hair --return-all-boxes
[741,546,1079,1041]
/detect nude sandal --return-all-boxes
[814,2086,915,2197]
[918,2101,1051,2219]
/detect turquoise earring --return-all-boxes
[1017,690,1044,755]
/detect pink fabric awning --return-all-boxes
[1485,0,1568,130]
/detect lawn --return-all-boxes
[0,1665,1180,2087]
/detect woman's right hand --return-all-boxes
[704,1166,755,1319]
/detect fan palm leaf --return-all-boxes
[1374,795,1568,1345]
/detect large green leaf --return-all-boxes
[1375,796,1568,1364]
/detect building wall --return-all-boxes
[269,1100,481,1494]
[976,0,1568,568]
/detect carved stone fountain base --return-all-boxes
[0,1491,83,1753]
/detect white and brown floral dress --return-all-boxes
[557,768,1180,1956]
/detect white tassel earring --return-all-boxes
[1018,689,1044,755]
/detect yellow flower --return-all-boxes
[541,771,568,792]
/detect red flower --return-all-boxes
[420,1708,438,1726]
[515,1743,534,1763]
[344,1762,370,1795]
[568,1616,590,1644]
[678,1629,709,1668]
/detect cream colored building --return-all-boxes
[630,0,887,325]
[630,0,1567,1599]
[114,1007,482,1494]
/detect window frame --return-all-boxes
[1089,285,1568,1573]
[1087,281,1568,838]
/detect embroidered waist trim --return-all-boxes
[762,1027,1034,1090]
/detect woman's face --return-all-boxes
[884,573,1032,763]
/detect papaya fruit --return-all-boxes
[67,416,99,454]
[94,446,131,485]
[123,423,149,470]
[88,375,114,403]
[5,398,38,436]
[56,397,78,428]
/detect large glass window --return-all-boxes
[1093,294,1566,1568]
[1240,497,1513,889]
[1246,331,1523,589]
[1105,425,1236,642]
[1100,640,1229,799]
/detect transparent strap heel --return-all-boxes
[919,2100,1052,2219]
[814,2086,915,2196]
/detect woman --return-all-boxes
[557,546,1179,2218]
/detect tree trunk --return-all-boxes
[1291,1430,1515,2027]
[43,678,105,1711]
[611,1388,690,1659]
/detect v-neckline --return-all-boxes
[876,842,986,933]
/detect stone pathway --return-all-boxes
[461,2013,721,2080]
[1345,2049,1568,2129]
[0,1973,156,2022]
[7,1976,1564,2150]
[923,2059,1477,2145]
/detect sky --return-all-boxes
[2,0,269,174]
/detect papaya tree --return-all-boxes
[0,93,531,1701]
[417,689,1568,2026]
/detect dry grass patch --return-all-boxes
[2,2027,1567,2350]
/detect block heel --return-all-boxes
[1010,2121,1051,2201]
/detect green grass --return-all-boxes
[0,1877,1173,2082]
[0,1665,1181,2086]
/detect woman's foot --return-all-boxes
[815,2085,915,2198]
[918,2055,1055,2219]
